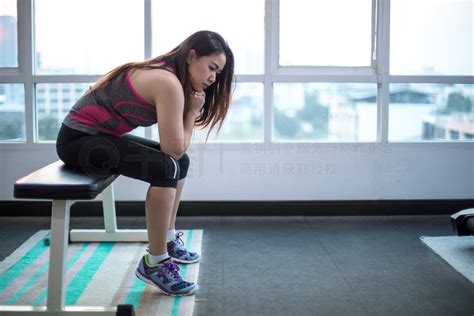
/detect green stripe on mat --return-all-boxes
[66,243,114,305]
[125,274,147,308]
[0,239,48,293]
[125,230,195,315]
[9,243,89,305]
[8,261,48,304]
[33,242,109,306]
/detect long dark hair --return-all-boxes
[91,30,235,141]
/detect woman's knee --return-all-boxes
[178,153,190,179]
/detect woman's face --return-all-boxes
[187,51,226,92]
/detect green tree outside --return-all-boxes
[446,92,472,113]
[274,89,329,140]
[38,116,60,141]
[0,120,23,140]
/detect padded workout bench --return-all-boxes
[2,160,145,315]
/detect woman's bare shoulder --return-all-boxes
[129,68,183,105]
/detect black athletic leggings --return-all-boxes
[56,124,189,188]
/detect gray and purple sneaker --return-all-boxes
[167,231,200,264]
[135,254,198,296]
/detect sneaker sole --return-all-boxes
[170,257,200,264]
[135,269,198,297]
[146,246,200,264]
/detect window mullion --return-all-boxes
[376,0,390,143]
[144,0,152,60]
[265,0,278,144]
[371,0,377,69]
[33,75,101,83]
[276,66,376,76]
[390,76,474,84]
[17,0,34,144]
[272,74,377,83]
[144,0,152,140]
[0,71,24,83]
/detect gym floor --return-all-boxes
[1,215,473,316]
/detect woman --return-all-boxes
[56,30,234,296]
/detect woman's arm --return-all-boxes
[151,73,204,160]
[181,107,200,156]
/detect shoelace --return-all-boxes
[174,231,186,248]
[162,261,181,281]
[171,232,192,256]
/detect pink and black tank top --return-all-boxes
[63,62,174,137]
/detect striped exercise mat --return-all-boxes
[0,229,203,315]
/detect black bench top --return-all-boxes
[14,160,118,200]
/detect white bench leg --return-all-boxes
[69,183,147,242]
[102,183,117,233]
[47,199,73,312]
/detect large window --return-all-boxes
[0,0,472,144]
[391,0,473,76]
[389,84,473,141]
[152,0,264,74]
[0,0,17,67]
[35,83,146,142]
[34,0,144,74]
[0,1,22,142]
[389,0,473,142]
[280,0,372,67]
[35,83,90,141]
[277,0,376,142]
[194,83,264,142]
[0,84,24,141]
[152,83,264,143]
[273,83,377,142]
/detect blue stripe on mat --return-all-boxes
[0,239,48,293]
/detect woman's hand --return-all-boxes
[189,90,206,115]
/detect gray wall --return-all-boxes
[1,143,473,201]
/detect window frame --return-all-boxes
[0,0,472,150]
